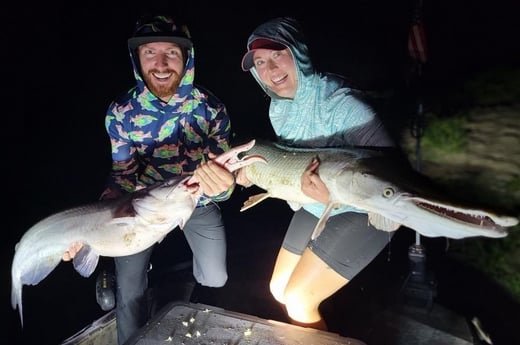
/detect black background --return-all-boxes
[6,1,519,344]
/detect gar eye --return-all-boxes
[383,188,394,198]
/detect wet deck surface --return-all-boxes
[8,189,520,345]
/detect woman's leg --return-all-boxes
[269,248,301,303]
[284,248,347,328]
[269,209,317,303]
[276,210,392,329]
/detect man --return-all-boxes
[63,15,235,344]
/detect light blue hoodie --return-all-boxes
[244,17,394,218]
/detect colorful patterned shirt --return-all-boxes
[103,42,232,206]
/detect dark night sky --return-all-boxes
[6,1,519,343]
[11,0,519,213]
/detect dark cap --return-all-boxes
[241,38,287,71]
[128,15,192,52]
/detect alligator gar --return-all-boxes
[238,141,518,240]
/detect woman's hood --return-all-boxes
[244,17,315,99]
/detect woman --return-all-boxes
[236,17,395,330]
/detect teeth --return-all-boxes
[272,75,286,84]
[153,73,172,79]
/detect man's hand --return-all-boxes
[99,187,123,201]
[193,156,235,197]
[63,242,84,261]
[301,157,330,204]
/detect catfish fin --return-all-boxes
[310,202,337,240]
[157,234,168,244]
[106,216,136,226]
[368,213,401,231]
[72,245,99,278]
[21,254,62,286]
[240,193,271,212]
[286,201,302,211]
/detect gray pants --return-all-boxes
[283,209,392,280]
[114,204,227,344]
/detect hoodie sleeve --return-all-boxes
[199,92,235,203]
[102,101,141,196]
[326,80,394,148]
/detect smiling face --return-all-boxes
[252,48,297,99]
[138,41,185,102]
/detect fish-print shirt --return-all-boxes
[104,42,232,206]
[245,17,395,218]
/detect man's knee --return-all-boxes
[196,271,227,287]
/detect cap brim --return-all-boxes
[241,38,286,71]
[128,36,193,51]
[241,50,256,71]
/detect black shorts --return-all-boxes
[282,208,393,280]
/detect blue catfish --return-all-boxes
[11,140,262,327]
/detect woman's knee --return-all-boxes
[284,291,320,323]
[269,278,286,304]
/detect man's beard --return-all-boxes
[143,69,182,100]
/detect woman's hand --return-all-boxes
[234,168,253,188]
[301,157,330,204]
